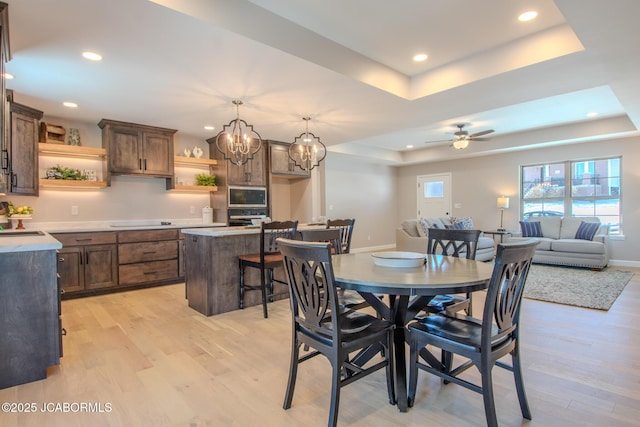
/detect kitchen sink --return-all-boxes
[0,230,45,237]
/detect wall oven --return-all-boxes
[227,186,268,226]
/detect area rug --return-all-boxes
[523,264,634,310]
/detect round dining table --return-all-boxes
[331,252,494,412]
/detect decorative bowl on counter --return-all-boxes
[371,251,425,268]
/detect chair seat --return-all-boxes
[426,294,468,312]
[409,314,507,350]
[304,309,393,347]
[238,252,283,268]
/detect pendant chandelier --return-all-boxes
[288,117,326,171]
[214,100,262,166]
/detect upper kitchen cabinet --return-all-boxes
[7,94,43,196]
[207,136,266,186]
[99,119,176,184]
[268,140,309,178]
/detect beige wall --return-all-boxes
[396,136,640,264]
[324,153,396,251]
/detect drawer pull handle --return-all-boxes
[143,271,156,275]
[75,238,92,243]
[143,251,156,255]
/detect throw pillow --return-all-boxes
[417,218,429,237]
[455,216,474,230]
[575,221,600,240]
[520,221,543,237]
[445,221,466,230]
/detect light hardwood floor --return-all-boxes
[1,267,639,427]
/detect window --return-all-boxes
[521,156,621,234]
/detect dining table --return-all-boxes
[331,252,494,412]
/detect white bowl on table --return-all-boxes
[371,251,425,268]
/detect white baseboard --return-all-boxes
[351,243,396,254]
[609,259,640,268]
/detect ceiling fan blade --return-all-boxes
[469,137,489,141]
[468,129,494,138]
[424,138,454,144]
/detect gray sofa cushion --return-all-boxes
[401,219,420,237]
[539,216,562,239]
[551,239,606,254]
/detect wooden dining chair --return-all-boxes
[326,218,355,254]
[277,238,395,427]
[297,228,343,254]
[425,228,481,316]
[407,240,538,427]
[238,220,298,318]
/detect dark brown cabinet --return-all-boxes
[99,119,176,180]
[117,229,180,286]
[0,4,10,195]
[7,98,43,195]
[269,141,309,177]
[53,232,118,294]
[208,135,267,186]
[1,249,60,388]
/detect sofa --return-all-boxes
[506,216,609,270]
[395,217,495,262]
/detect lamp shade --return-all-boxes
[497,196,510,209]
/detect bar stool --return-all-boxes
[238,220,298,318]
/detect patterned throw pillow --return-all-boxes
[450,216,474,230]
[519,221,543,237]
[445,221,466,230]
[575,221,600,240]
[417,218,429,237]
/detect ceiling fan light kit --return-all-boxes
[425,123,495,149]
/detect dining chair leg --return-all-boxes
[512,343,532,419]
[385,330,396,405]
[407,334,420,408]
[283,340,299,410]
[481,363,498,427]
[260,266,269,318]
[442,349,453,384]
[238,261,245,309]
[329,361,342,427]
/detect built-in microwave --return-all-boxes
[228,186,268,208]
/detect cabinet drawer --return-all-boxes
[53,232,117,246]
[118,229,178,243]
[118,240,178,264]
[118,259,178,285]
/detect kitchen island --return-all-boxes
[181,225,322,316]
[0,231,63,389]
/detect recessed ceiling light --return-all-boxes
[63,101,78,108]
[204,125,215,131]
[587,111,598,117]
[3,72,14,79]
[518,11,538,21]
[82,51,103,61]
[406,144,414,149]
[413,53,428,62]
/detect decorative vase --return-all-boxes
[68,128,81,146]
[193,146,203,158]
[183,148,192,157]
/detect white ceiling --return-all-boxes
[6,0,640,165]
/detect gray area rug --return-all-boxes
[523,264,634,310]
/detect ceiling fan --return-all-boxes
[424,124,495,149]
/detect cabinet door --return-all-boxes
[84,244,118,290]
[142,131,173,176]
[57,246,84,293]
[269,143,309,177]
[9,105,42,195]
[227,147,266,186]
[108,126,143,174]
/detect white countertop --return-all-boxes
[19,220,227,233]
[0,231,63,253]
[181,223,326,237]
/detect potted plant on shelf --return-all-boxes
[194,173,216,186]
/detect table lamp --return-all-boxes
[497,196,510,231]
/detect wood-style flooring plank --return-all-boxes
[0,268,639,426]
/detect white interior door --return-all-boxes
[417,173,452,218]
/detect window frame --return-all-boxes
[520,156,622,235]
